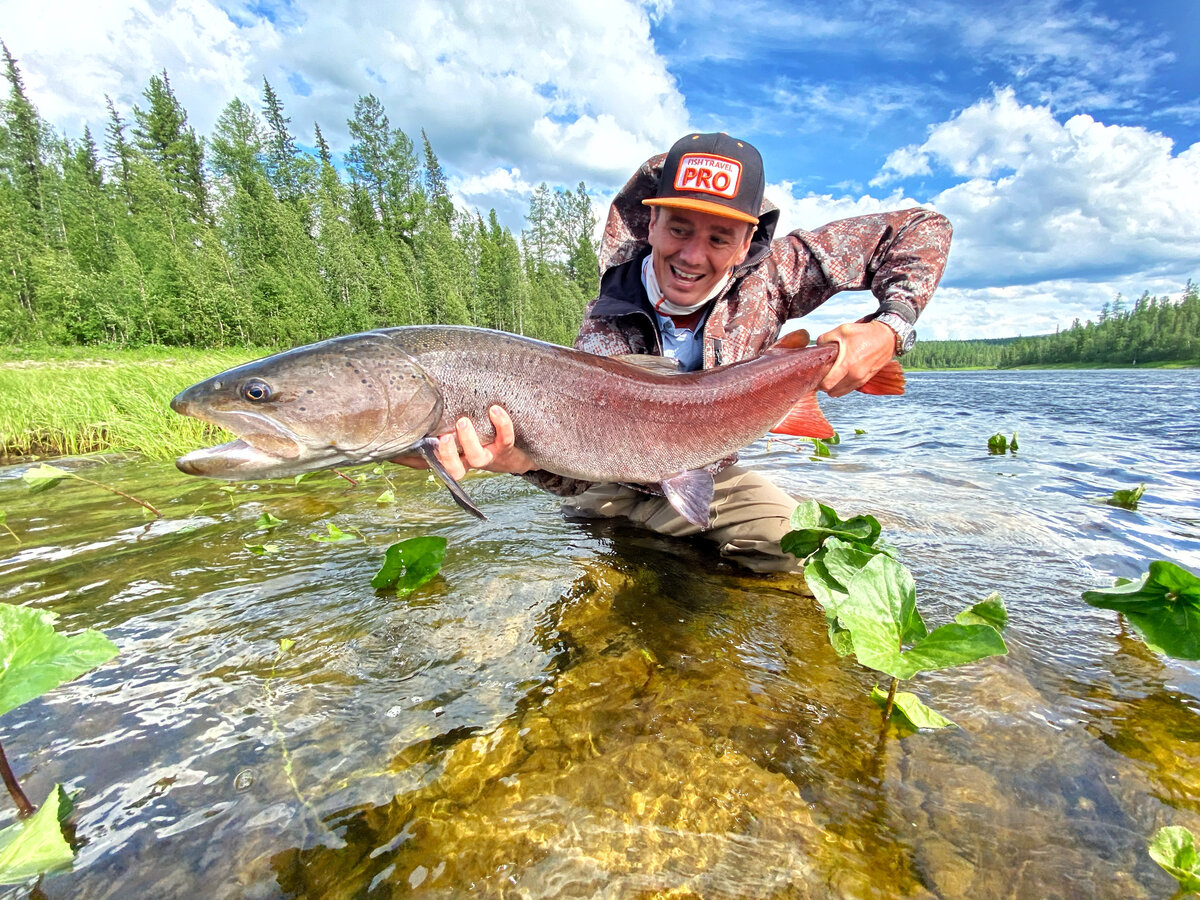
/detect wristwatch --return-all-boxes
[874,311,917,357]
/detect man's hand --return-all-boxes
[815,321,897,397]
[391,405,535,479]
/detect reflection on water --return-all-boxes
[1,369,1198,898]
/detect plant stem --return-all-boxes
[1,522,19,545]
[70,474,162,519]
[0,739,35,817]
[882,677,899,724]
[331,468,357,486]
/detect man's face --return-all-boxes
[647,207,754,307]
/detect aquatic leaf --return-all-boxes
[0,785,75,884]
[371,537,447,598]
[375,489,396,504]
[21,464,70,494]
[782,500,882,560]
[308,523,357,543]
[826,432,841,446]
[0,512,17,545]
[1148,825,1200,892]
[809,440,832,458]
[218,484,238,495]
[854,428,867,435]
[278,638,295,654]
[254,512,285,529]
[871,685,956,731]
[838,555,1006,680]
[1083,560,1200,659]
[1107,483,1145,510]
[244,543,280,556]
[1009,431,1019,452]
[293,473,317,485]
[987,433,1007,454]
[0,605,119,718]
[955,592,1009,630]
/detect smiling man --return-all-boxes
[406,132,952,572]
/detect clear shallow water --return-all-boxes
[1,368,1198,899]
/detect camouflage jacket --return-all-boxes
[524,152,953,497]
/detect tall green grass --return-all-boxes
[0,347,267,461]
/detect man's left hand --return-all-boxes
[815,321,896,397]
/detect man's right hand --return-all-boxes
[390,404,534,480]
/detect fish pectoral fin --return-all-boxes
[660,469,715,529]
[415,436,488,521]
[857,359,906,395]
[770,392,835,439]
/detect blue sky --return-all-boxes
[2,0,1198,339]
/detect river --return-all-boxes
[1,368,1198,898]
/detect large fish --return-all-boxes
[170,325,903,526]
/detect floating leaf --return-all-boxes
[254,512,285,529]
[293,473,317,485]
[371,537,447,598]
[244,543,280,556]
[0,605,119,718]
[987,433,1008,454]
[21,464,71,494]
[955,592,1009,630]
[809,440,832,458]
[1009,431,1019,452]
[1107,483,1145,510]
[308,523,357,543]
[375,489,396,504]
[782,500,882,560]
[0,785,75,884]
[1148,825,1200,892]
[854,428,867,435]
[278,638,295,654]
[1083,560,1200,659]
[871,685,956,731]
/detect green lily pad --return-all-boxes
[0,784,75,884]
[1148,825,1200,892]
[0,605,119,718]
[871,685,956,731]
[1083,560,1200,659]
[371,537,447,598]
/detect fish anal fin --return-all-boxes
[415,436,488,520]
[770,392,835,439]
[857,359,906,395]
[660,469,714,528]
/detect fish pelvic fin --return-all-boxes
[770,392,835,439]
[857,359,906,395]
[660,469,715,529]
[415,436,487,520]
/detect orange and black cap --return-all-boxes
[643,132,765,225]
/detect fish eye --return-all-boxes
[241,380,274,402]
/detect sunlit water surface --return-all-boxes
[1,369,1198,899]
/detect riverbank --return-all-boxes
[0,346,263,461]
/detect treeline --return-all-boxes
[0,42,598,349]
[907,282,1200,369]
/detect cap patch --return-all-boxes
[673,153,742,200]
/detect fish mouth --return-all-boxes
[172,401,308,477]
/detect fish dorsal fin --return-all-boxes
[857,359,906,395]
[615,353,682,374]
[770,392,835,439]
[769,329,811,351]
[660,469,714,528]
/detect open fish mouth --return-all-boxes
[172,402,306,477]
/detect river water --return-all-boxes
[1,368,1198,899]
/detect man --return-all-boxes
[403,132,951,572]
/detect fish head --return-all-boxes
[171,333,443,479]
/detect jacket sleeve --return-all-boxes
[775,208,952,323]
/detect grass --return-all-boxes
[0,346,268,461]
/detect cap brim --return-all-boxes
[643,197,759,225]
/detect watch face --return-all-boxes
[901,329,917,354]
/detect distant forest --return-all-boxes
[907,283,1200,369]
[0,43,598,349]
